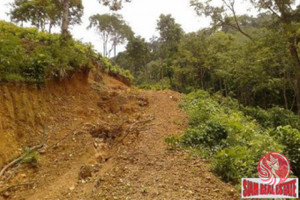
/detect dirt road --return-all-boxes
[0,76,237,200]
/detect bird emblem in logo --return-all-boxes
[257,152,291,185]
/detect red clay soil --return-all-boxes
[0,73,238,200]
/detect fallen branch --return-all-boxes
[46,132,74,151]
[2,164,21,185]
[0,127,48,185]
[116,116,155,145]
[47,125,90,151]
[0,144,44,183]
[0,182,34,195]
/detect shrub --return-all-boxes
[0,19,133,84]
[212,146,254,182]
[0,20,97,83]
[21,147,40,166]
[181,121,227,152]
[241,106,271,128]
[267,107,300,130]
[138,78,171,91]
[99,57,134,84]
[212,134,283,183]
[269,126,300,177]
[175,90,285,183]
[242,106,300,130]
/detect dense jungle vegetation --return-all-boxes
[0,0,133,83]
[114,1,300,115]
[166,90,300,183]
[0,20,133,83]
[112,0,300,182]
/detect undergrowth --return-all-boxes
[166,90,300,183]
[99,57,134,84]
[0,20,133,84]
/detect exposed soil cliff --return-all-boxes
[0,71,237,200]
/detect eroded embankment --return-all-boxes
[0,71,237,200]
[0,71,89,168]
[0,70,153,200]
[0,70,135,168]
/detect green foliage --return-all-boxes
[212,146,255,182]
[114,36,151,81]
[114,13,297,113]
[242,106,300,130]
[270,126,300,177]
[183,122,227,146]
[99,57,134,84]
[165,135,180,146]
[156,14,184,58]
[21,147,40,166]
[213,134,283,182]
[0,21,95,83]
[176,90,285,183]
[138,78,171,91]
[173,89,300,183]
[98,0,131,11]
[88,14,133,57]
[181,121,228,154]
[10,0,83,32]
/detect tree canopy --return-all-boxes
[10,0,83,33]
[98,0,131,11]
[88,14,133,57]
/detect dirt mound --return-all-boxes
[0,72,238,199]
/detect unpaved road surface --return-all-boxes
[0,77,237,200]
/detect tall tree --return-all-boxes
[191,0,300,115]
[61,0,70,38]
[190,0,254,40]
[10,0,83,36]
[61,0,83,39]
[10,0,59,32]
[98,0,131,11]
[156,14,184,58]
[88,14,133,57]
[249,1,300,115]
[126,36,150,75]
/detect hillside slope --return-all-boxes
[0,72,237,200]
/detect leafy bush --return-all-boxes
[212,146,254,182]
[138,78,171,91]
[174,90,285,183]
[212,134,283,183]
[181,121,227,153]
[0,21,96,83]
[269,126,300,177]
[242,106,300,130]
[21,147,40,166]
[99,57,134,84]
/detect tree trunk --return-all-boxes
[274,1,300,115]
[288,42,300,115]
[283,87,288,110]
[294,74,300,116]
[224,80,228,97]
[49,22,52,33]
[102,32,106,57]
[61,0,70,39]
[114,44,117,57]
[103,42,106,57]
